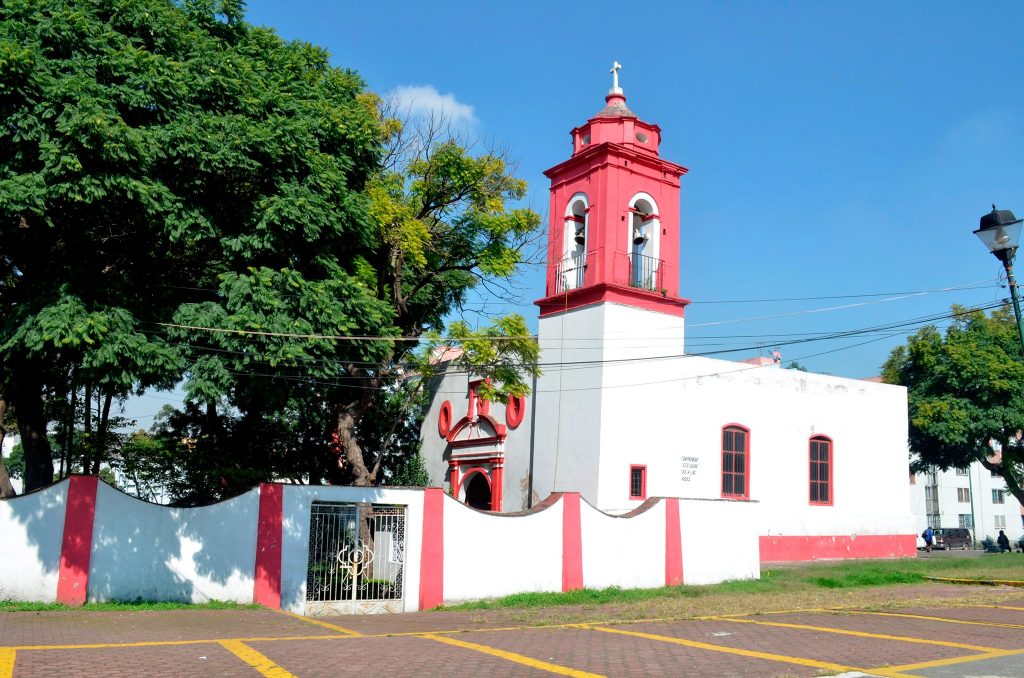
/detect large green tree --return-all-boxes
[883,304,1024,505]
[1,0,540,500]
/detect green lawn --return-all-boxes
[441,554,1024,611]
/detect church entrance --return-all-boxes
[463,472,492,511]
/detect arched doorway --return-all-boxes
[463,472,492,511]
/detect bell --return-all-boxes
[574,226,586,246]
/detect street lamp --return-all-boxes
[974,205,1024,356]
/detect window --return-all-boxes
[927,512,940,527]
[956,468,968,476]
[995,515,1006,529]
[721,425,750,499]
[958,514,974,529]
[629,465,646,500]
[957,487,971,503]
[992,489,1006,504]
[809,436,832,505]
[924,486,935,500]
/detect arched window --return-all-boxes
[627,193,660,291]
[721,425,749,499]
[558,194,588,291]
[809,435,833,506]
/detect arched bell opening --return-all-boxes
[559,193,589,291]
[461,470,492,511]
[628,194,660,291]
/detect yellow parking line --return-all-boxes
[886,649,1024,672]
[13,634,350,651]
[711,616,1003,652]
[585,625,910,676]
[421,633,604,677]
[845,610,1024,629]
[220,640,296,677]
[0,648,14,678]
[274,609,362,636]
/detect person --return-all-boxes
[997,530,1011,553]
[923,526,934,552]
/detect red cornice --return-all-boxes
[535,283,690,318]
[544,142,689,181]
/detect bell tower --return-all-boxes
[535,62,690,319]
[529,65,692,506]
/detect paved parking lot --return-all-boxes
[2,591,1023,677]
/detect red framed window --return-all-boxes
[629,465,646,500]
[809,435,833,505]
[721,425,749,499]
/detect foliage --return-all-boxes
[882,304,1024,506]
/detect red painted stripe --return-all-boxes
[418,487,445,610]
[759,534,917,562]
[253,483,283,608]
[664,498,683,586]
[561,492,584,592]
[56,475,99,606]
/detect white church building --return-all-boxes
[421,73,917,563]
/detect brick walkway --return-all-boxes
[3,592,1023,677]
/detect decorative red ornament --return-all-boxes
[438,400,453,437]
[506,395,526,429]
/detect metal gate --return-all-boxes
[305,502,406,615]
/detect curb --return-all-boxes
[924,575,1024,588]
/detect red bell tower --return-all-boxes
[536,64,690,318]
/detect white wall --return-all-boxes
[580,499,664,590]
[280,485,425,614]
[0,481,67,602]
[680,498,760,584]
[88,482,259,603]
[442,493,562,601]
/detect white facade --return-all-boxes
[909,462,1024,546]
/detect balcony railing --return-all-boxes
[629,253,660,292]
[555,253,586,293]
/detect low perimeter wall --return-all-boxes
[0,477,760,613]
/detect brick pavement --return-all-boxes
[2,593,1024,677]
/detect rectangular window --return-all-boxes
[924,486,934,500]
[995,515,1006,529]
[957,488,971,503]
[629,465,646,500]
[956,468,968,476]
[809,436,832,505]
[927,512,941,527]
[721,426,749,499]
[958,513,974,529]
[992,489,1006,504]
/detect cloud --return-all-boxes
[390,85,476,124]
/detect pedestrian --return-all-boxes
[923,526,934,552]
[997,530,1011,553]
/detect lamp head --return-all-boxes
[974,205,1023,264]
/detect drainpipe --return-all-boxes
[527,368,538,509]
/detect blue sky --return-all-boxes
[117,1,1024,425]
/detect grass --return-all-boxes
[440,553,1024,612]
[0,599,261,612]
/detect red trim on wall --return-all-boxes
[759,534,917,562]
[536,283,689,318]
[505,395,526,429]
[438,400,453,438]
[665,498,683,586]
[419,488,445,610]
[253,483,283,608]
[561,493,584,592]
[56,475,99,606]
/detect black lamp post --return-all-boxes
[974,205,1024,355]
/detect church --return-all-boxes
[420,67,916,562]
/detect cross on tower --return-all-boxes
[610,61,622,92]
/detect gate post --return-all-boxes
[254,483,283,608]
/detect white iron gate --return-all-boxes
[305,502,406,615]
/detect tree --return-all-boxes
[882,304,1024,505]
[0,0,383,492]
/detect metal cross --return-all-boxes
[610,61,622,90]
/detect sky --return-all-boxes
[119,1,1024,423]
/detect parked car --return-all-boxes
[933,527,972,550]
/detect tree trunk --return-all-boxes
[81,383,93,475]
[92,392,112,475]
[10,370,54,492]
[0,394,16,498]
[335,407,375,486]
